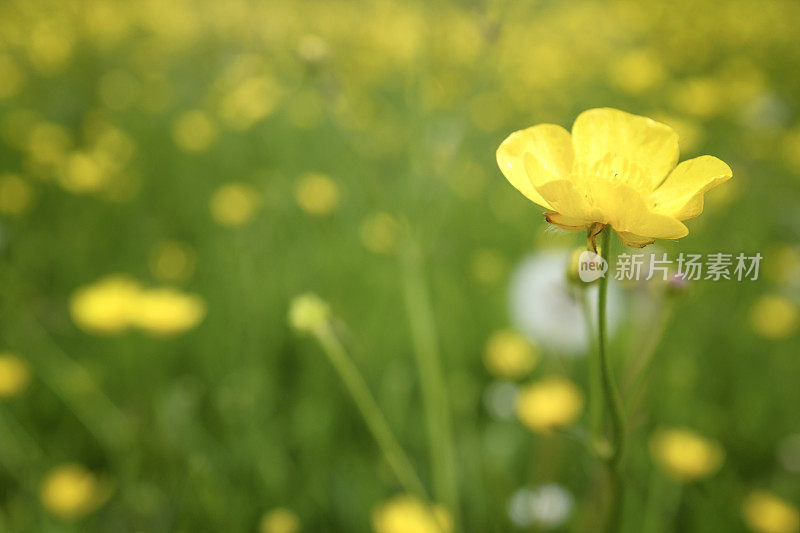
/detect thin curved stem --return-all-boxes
[314,323,428,500]
[597,227,626,532]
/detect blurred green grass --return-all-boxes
[0,0,800,531]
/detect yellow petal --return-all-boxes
[497,124,573,209]
[650,156,732,220]
[572,108,679,192]
[616,231,655,248]
[544,212,591,231]
[591,182,688,240]
[535,179,603,225]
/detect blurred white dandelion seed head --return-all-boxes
[509,250,621,355]
[508,483,573,529]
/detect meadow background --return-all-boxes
[1,0,800,531]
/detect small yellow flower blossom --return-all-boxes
[294,173,340,216]
[40,464,111,520]
[259,508,301,533]
[210,182,261,227]
[0,174,35,216]
[27,20,76,76]
[496,108,732,248]
[608,50,665,95]
[0,353,31,398]
[288,293,330,334]
[132,289,206,336]
[749,295,799,340]
[218,75,281,131]
[0,54,26,99]
[58,151,109,193]
[743,491,800,533]
[171,110,218,152]
[70,277,205,336]
[484,330,539,380]
[360,213,399,254]
[148,241,196,283]
[516,377,584,434]
[372,494,452,533]
[26,121,72,169]
[70,276,142,334]
[649,428,724,482]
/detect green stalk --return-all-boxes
[596,227,626,532]
[401,242,460,520]
[581,289,602,438]
[313,323,428,500]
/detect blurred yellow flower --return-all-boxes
[70,276,142,334]
[26,121,72,170]
[749,295,799,339]
[288,293,330,334]
[27,19,75,76]
[171,110,218,152]
[218,75,281,131]
[649,428,724,482]
[210,182,261,227]
[0,54,26,99]
[484,330,539,380]
[497,108,732,248]
[608,50,665,95]
[669,78,723,118]
[149,241,196,283]
[295,173,340,216]
[0,174,35,216]
[743,491,800,533]
[0,353,31,398]
[58,151,109,193]
[70,276,205,336]
[359,213,399,254]
[40,464,111,520]
[372,494,452,533]
[133,289,206,336]
[259,508,301,533]
[516,377,584,434]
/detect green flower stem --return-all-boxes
[580,290,602,438]
[597,227,626,532]
[401,243,460,521]
[313,323,428,500]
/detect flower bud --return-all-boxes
[288,293,330,334]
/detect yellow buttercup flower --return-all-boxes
[649,428,724,482]
[496,108,732,248]
[70,276,142,334]
[171,110,218,152]
[749,295,799,340]
[0,174,35,216]
[132,289,206,336]
[294,172,340,216]
[210,182,261,227]
[259,508,300,533]
[40,464,111,520]
[743,491,800,533]
[484,330,539,380]
[516,377,584,434]
[372,494,452,533]
[0,353,31,398]
[70,276,205,336]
